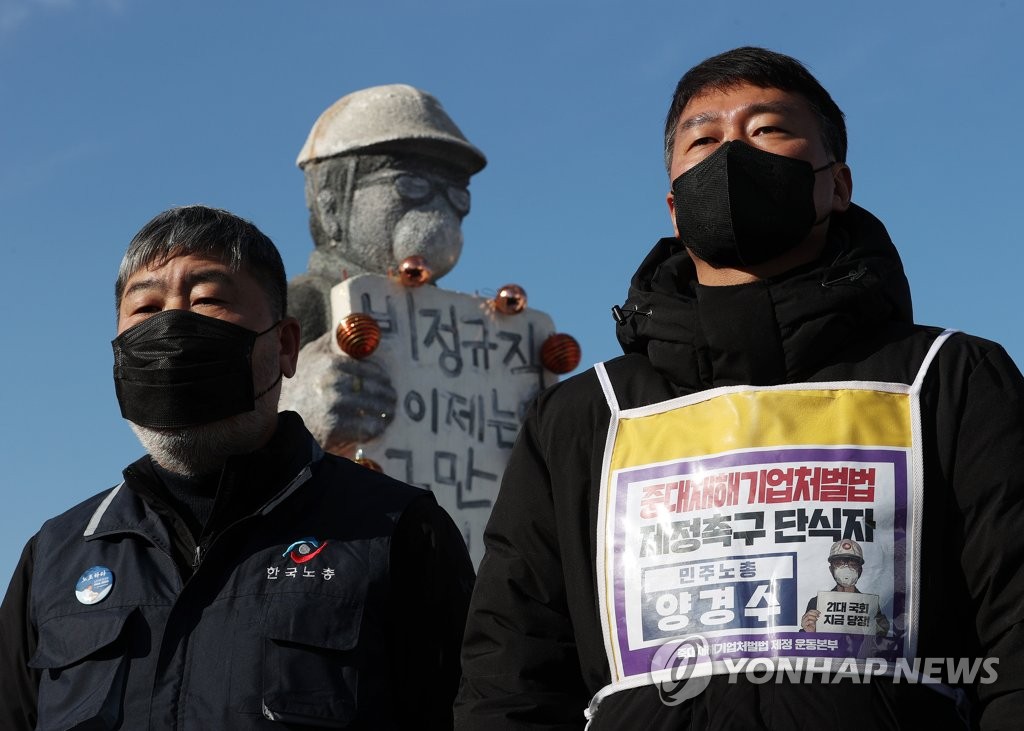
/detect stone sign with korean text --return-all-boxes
[331,273,558,566]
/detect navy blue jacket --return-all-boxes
[0,412,475,729]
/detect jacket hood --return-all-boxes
[615,203,913,388]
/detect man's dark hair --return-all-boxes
[115,205,287,319]
[664,47,847,174]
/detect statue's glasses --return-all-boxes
[393,173,470,216]
[361,171,470,216]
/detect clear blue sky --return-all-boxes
[2,0,1022,586]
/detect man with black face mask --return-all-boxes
[0,205,475,730]
[456,48,1024,730]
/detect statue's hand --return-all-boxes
[279,332,396,456]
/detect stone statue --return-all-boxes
[280,85,487,456]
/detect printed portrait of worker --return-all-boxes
[800,538,891,636]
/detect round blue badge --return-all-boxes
[75,566,114,605]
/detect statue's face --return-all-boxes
[311,156,470,281]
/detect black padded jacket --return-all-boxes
[455,205,1024,730]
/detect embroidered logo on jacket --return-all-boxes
[267,537,336,582]
[282,537,329,564]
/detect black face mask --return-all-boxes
[112,310,280,429]
[672,141,834,267]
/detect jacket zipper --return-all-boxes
[192,543,205,573]
[171,465,318,727]
[821,263,868,287]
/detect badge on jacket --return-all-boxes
[75,565,114,605]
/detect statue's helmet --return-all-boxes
[296,84,487,176]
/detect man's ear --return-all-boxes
[278,316,301,378]
[831,163,853,213]
[666,190,680,237]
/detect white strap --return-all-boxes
[594,362,620,414]
[83,483,123,536]
[912,329,957,394]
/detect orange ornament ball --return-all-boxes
[353,447,383,472]
[393,256,433,287]
[335,313,381,359]
[541,333,581,374]
[354,456,383,472]
[494,284,527,315]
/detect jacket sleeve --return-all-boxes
[947,344,1024,727]
[389,493,476,730]
[454,402,590,730]
[0,537,40,731]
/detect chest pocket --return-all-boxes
[29,606,136,731]
[259,598,363,727]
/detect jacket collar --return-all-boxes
[83,411,323,543]
[614,204,913,389]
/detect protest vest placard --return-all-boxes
[588,330,955,707]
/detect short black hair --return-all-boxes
[664,47,847,173]
[115,205,287,320]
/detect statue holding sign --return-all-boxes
[282,84,488,457]
[280,85,580,564]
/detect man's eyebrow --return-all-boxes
[678,100,800,133]
[121,277,164,299]
[122,268,237,300]
[183,269,237,293]
[678,110,721,133]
